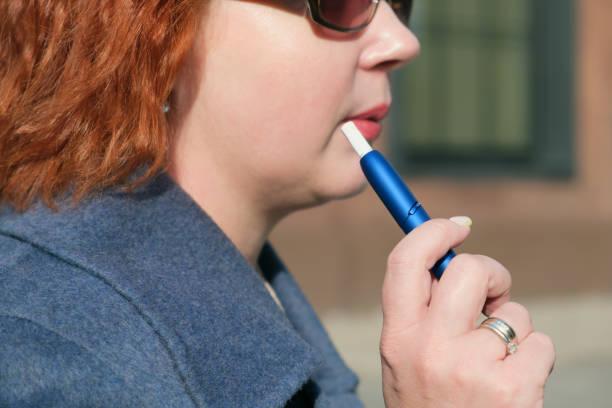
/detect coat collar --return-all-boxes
[0,172,359,407]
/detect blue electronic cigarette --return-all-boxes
[341,121,455,279]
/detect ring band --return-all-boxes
[479,317,519,355]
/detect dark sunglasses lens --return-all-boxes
[316,0,414,31]
[317,0,376,30]
[387,0,413,24]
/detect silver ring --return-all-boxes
[479,317,518,355]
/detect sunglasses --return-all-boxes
[305,0,413,33]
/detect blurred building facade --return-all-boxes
[271,0,612,314]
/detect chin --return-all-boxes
[310,174,369,205]
[334,179,369,200]
[290,155,369,209]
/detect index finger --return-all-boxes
[381,218,471,330]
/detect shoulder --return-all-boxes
[0,234,196,408]
[0,314,147,407]
[0,175,343,406]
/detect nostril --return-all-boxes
[374,59,403,72]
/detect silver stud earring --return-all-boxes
[162,101,170,113]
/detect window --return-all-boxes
[389,0,575,178]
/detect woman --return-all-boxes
[0,1,554,407]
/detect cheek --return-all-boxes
[202,3,355,153]
[193,1,365,199]
[231,56,350,161]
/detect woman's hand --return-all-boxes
[379,218,555,408]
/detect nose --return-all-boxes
[358,1,421,72]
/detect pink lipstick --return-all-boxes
[345,104,390,142]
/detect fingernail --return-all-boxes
[449,216,472,228]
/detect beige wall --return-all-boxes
[271,0,612,313]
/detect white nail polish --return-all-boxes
[449,216,472,228]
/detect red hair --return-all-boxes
[0,0,204,211]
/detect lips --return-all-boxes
[349,119,382,142]
[345,103,390,142]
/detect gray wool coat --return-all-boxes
[0,172,364,407]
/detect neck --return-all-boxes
[166,157,283,269]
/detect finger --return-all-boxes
[382,218,471,329]
[428,254,512,336]
[503,332,556,384]
[465,301,534,361]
